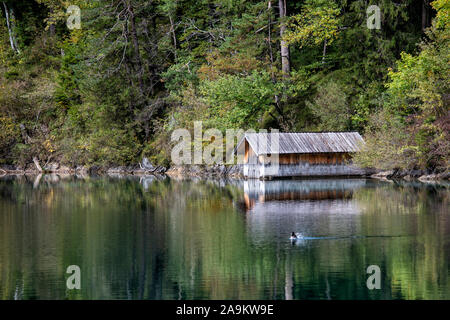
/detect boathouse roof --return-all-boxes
[236,132,364,155]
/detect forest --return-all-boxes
[0,0,448,171]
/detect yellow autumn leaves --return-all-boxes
[283,0,340,48]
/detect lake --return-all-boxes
[0,175,448,299]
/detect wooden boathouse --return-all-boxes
[235,132,366,179]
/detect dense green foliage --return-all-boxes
[355,0,449,170]
[0,0,448,170]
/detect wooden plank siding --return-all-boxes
[260,153,351,165]
[238,132,366,179]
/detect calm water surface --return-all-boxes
[0,175,448,299]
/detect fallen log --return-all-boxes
[33,157,43,172]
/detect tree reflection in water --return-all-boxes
[0,175,448,299]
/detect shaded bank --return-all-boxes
[2,163,448,182]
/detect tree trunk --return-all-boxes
[48,8,56,36]
[422,0,430,31]
[169,15,177,61]
[269,1,283,121]
[124,57,136,113]
[322,39,327,64]
[268,1,275,77]
[2,2,19,53]
[278,0,290,77]
[126,0,145,98]
[19,124,31,144]
[141,18,156,96]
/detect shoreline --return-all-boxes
[1,164,448,182]
[370,169,449,182]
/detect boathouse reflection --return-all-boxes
[242,179,369,244]
[243,179,367,211]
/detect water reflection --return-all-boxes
[244,179,368,246]
[244,179,366,209]
[0,175,448,300]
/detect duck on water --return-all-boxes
[290,232,345,240]
[289,232,402,241]
[290,232,303,240]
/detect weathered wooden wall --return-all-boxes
[244,150,365,179]
[278,153,351,165]
[244,140,260,178]
[245,152,351,165]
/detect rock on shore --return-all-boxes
[0,157,168,176]
[371,168,449,182]
[165,164,243,179]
